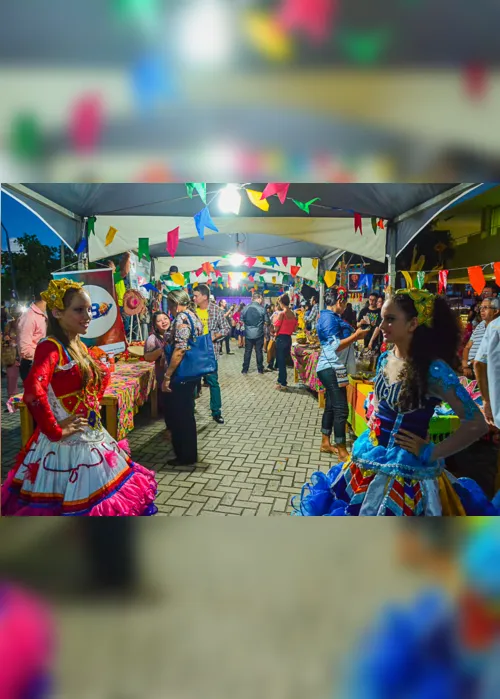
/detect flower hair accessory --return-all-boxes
[41,278,85,311]
[337,286,348,303]
[395,288,435,328]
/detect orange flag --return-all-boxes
[494,262,500,286]
[468,266,486,295]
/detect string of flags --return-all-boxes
[399,262,500,294]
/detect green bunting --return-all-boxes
[186,182,207,204]
[415,271,425,289]
[183,272,191,285]
[371,217,377,234]
[138,237,150,262]
[10,113,42,160]
[292,197,320,214]
[296,257,302,266]
[87,216,97,235]
[338,28,391,65]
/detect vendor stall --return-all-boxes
[7,361,157,446]
[291,341,325,407]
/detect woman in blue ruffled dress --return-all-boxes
[294,288,500,516]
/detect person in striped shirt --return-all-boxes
[461,298,499,377]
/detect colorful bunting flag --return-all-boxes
[87,216,96,235]
[183,272,191,285]
[138,237,150,261]
[257,256,267,263]
[194,207,218,240]
[244,257,257,267]
[272,276,277,283]
[378,219,385,230]
[371,217,377,234]
[290,265,300,278]
[141,282,158,293]
[166,226,179,257]
[245,188,270,211]
[324,271,337,287]
[10,113,42,159]
[415,271,425,289]
[312,258,318,269]
[296,257,302,266]
[215,269,223,278]
[494,262,500,287]
[468,266,486,295]
[69,93,103,153]
[195,267,203,277]
[186,183,207,203]
[270,257,279,266]
[76,237,87,254]
[244,10,294,62]
[338,28,391,65]
[105,226,118,247]
[438,270,448,294]
[260,183,290,204]
[292,197,320,214]
[354,213,363,235]
[282,257,288,267]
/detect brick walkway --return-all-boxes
[1,343,350,515]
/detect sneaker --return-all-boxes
[258,370,264,374]
[213,415,225,424]
[241,370,248,375]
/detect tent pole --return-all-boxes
[1,223,19,300]
[386,224,397,292]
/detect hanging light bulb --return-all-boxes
[219,184,241,214]
[229,253,245,266]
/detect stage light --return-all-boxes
[219,184,241,214]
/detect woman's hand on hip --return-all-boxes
[59,415,87,439]
[394,428,428,457]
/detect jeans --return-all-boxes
[224,335,231,353]
[169,381,197,464]
[276,335,292,386]
[243,336,264,372]
[317,368,348,445]
[204,368,222,417]
[20,358,33,383]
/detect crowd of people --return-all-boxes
[1,272,499,517]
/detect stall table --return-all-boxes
[7,361,157,447]
[291,344,325,407]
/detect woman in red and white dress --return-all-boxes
[1,278,158,516]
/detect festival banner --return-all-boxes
[52,268,126,354]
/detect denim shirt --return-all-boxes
[316,310,355,383]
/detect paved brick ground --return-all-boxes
[1,342,352,515]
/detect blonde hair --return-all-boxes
[46,287,103,390]
[167,289,190,307]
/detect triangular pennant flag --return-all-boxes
[183,272,191,285]
[290,265,300,278]
[195,267,204,277]
[468,266,486,295]
[263,260,274,267]
[186,182,206,203]
[257,256,267,263]
[141,282,158,293]
[10,113,43,159]
[105,226,118,247]
[193,282,199,288]
[292,197,320,214]
[324,271,337,287]
[272,276,277,283]
[259,275,266,282]
[244,257,257,267]
[318,275,324,284]
[260,183,290,204]
[248,274,255,282]
[494,262,500,287]
[246,188,270,211]
[87,216,97,235]
[194,207,219,240]
[241,272,247,278]
[269,257,279,266]
[296,257,302,266]
[166,226,179,257]
[371,217,377,234]
[201,261,212,275]
[76,237,87,254]
[215,269,223,278]
[312,259,319,269]
[438,270,448,294]
[354,213,363,234]
[138,237,150,261]
[377,219,385,229]
[415,271,425,289]
[282,257,288,267]
[213,260,219,268]
[254,284,258,290]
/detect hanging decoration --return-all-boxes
[468,266,486,295]
[194,206,219,240]
[76,238,87,254]
[166,226,179,257]
[195,267,203,277]
[338,28,391,65]
[272,276,277,283]
[269,257,279,266]
[324,271,337,287]
[260,182,290,204]
[87,216,97,235]
[494,262,500,287]
[282,257,288,267]
[312,259,319,269]
[463,64,489,101]
[105,226,118,247]
[10,113,43,159]
[244,257,257,267]
[354,213,363,235]
[401,271,413,288]
[141,282,158,293]
[244,10,294,62]
[378,219,385,229]
[290,265,300,278]
[69,93,103,153]
[438,270,449,294]
[131,53,176,112]
[138,238,150,262]
[246,188,270,211]
[415,271,426,290]
[292,197,320,214]
[186,183,207,203]
[275,0,338,45]
[296,257,302,266]
[257,256,267,263]
[183,272,191,285]
[371,217,377,234]
[215,269,223,278]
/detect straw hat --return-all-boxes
[122,289,146,316]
